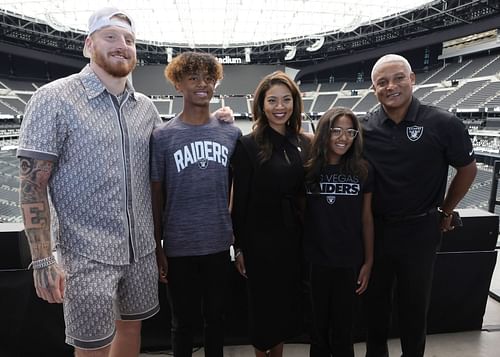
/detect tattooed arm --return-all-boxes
[19,157,65,303]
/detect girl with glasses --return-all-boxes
[304,106,374,357]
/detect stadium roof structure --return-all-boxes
[1,0,435,47]
[0,0,499,67]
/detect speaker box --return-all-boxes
[428,250,498,333]
[1,270,73,357]
[0,223,31,270]
[439,208,499,253]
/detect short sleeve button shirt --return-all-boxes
[361,97,474,217]
[17,65,162,265]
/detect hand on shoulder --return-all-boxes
[214,106,234,123]
[301,131,314,141]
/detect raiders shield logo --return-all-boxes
[326,196,336,205]
[406,126,424,141]
[197,158,209,169]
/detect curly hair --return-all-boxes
[164,52,223,86]
[305,107,368,189]
[251,71,303,162]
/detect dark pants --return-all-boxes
[309,264,357,357]
[166,250,230,357]
[364,213,441,357]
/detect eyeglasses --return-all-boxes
[330,127,359,139]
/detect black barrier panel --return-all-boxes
[439,209,499,253]
[428,251,498,333]
[0,270,72,357]
[0,223,31,270]
[1,208,497,353]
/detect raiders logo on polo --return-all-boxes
[406,126,424,141]
[197,158,209,169]
[326,196,336,204]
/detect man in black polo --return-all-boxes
[361,54,477,357]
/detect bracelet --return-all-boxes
[30,255,56,270]
[438,207,452,218]
[234,249,243,259]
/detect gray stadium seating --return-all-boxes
[419,89,453,105]
[303,98,313,112]
[449,166,492,210]
[0,78,37,91]
[352,92,378,112]
[343,81,372,90]
[425,62,463,83]
[0,102,18,116]
[484,90,500,108]
[413,85,438,100]
[436,80,489,109]
[318,82,345,92]
[209,99,222,113]
[311,94,336,112]
[0,98,25,114]
[416,67,441,84]
[15,93,33,104]
[472,55,500,78]
[152,101,172,116]
[334,97,360,109]
[299,83,319,93]
[460,82,500,109]
[453,56,493,79]
[224,97,249,114]
[171,97,184,116]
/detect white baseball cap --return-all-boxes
[83,7,136,58]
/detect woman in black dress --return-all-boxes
[231,71,310,357]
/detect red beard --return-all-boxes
[92,50,137,78]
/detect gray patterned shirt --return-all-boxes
[17,65,162,265]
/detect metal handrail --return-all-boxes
[487,160,500,302]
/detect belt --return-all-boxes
[376,208,437,223]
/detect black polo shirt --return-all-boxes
[361,97,474,217]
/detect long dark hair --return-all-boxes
[251,71,303,163]
[305,107,367,187]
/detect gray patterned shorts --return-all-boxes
[59,250,160,350]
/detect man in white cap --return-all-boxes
[17,7,160,357]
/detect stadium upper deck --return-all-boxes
[2,51,500,118]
